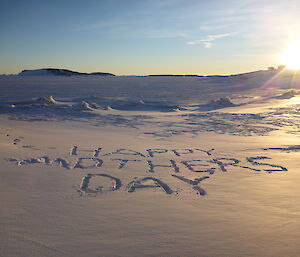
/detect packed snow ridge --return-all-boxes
[207,97,236,107]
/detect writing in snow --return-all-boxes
[7,146,288,197]
[8,146,287,174]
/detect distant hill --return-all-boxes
[19,68,115,77]
[148,74,204,77]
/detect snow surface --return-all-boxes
[0,69,300,257]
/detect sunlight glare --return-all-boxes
[280,39,300,70]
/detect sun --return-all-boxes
[279,39,300,70]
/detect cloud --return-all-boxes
[203,42,212,48]
[187,32,238,48]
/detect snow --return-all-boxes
[0,69,299,257]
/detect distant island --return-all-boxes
[19,68,116,77]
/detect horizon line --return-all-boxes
[1,66,293,77]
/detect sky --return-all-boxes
[1,0,300,75]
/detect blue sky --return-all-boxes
[1,0,300,75]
